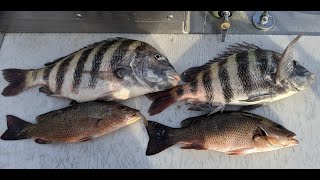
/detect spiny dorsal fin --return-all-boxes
[276,34,303,83]
[36,109,63,122]
[181,42,261,82]
[44,38,122,66]
[44,56,68,66]
[180,115,208,128]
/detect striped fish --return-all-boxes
[1,37,180,102]
[147,35,315,116]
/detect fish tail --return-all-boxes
[1,115,32,140]
[145,121,177,156]
[147,85,186,116]
[2,68,45,96]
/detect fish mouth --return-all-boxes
[166,74,181,85]
[286,134,299,146]
[309,74,315,81]
[130,113,141,120]
[167,74,180,80]
[129,112,148,126]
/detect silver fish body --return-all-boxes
[2,37,180,102]
[147,35,315,115]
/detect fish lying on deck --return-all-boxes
[145,111,298,156]
[1,101,146,144]
[2,37,180,102]
[147,35,315,116]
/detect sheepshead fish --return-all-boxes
[1,101,145,144]
[1,37,180,102]
[145,111,298,156]
[147,35,314,115]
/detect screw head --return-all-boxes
[75,13,82,19]
[167,14,174,21]
[221,22,230,30]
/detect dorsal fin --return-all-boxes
[36,109,63,122]
[180,116,199,128]
[276,34,303,83]
[181,42,261,82]
[44,37,122,67]
[180,115,209,128]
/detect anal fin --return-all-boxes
[226,148,252,155]
[78,137,92,142]
[239,94,272,102]
[188,102,226,115]
[35,139,51,144]
[69,100,79,105]
[181,143,207,150]
[239,104,263,111]
[39,86,53,96]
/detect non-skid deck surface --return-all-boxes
[0,33,319,168]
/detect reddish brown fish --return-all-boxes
[145,111,298,156]
[1,101,145,144]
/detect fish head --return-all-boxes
[255,120,299,150]
[131,44,180,91]
[113,104,143,125]
[97,103,143,128]
[288,60,315,91]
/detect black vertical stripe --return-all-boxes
[109,39,137,69]
[218,60,233,103]
[134,42,149,52]
[89,40,119,88]
[43,65,54,81]
[202,70,213,101]
[255,49,275,88]
[255,49,268,76]
[72,48,94,93]
[55,56,74,94]
[189,79,198,93]
[236,51,253,94]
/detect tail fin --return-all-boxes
[145,121,177,156]
[147,86,184,116]
[1,69,31,96]
[1,115,32,140]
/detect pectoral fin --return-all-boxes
[239,94,272,102]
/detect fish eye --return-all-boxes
[276,124,283,129]
[118,105,126,109]
[154,53,162,60]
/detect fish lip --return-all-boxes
[127,112,142,124]
[130,112,140,118]
[288,136,299,145]
[310,74,315,81]
[287,133,296,138]
[167,74,181,81]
